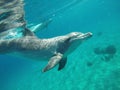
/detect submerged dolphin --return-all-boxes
[0,28,92,72]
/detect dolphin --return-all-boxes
[0,28,92,72]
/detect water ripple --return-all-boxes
[0,0,26,37]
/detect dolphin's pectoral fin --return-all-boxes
[42,53,63,72]
[58,57,67,71]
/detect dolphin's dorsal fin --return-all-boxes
[23,28,35,36]
[42,53,63,72]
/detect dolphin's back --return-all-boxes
[0,36,58,59]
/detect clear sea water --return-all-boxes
[0,0,120,90]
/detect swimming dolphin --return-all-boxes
[0,28,92,72]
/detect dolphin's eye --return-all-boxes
[73,32,78,35]
[68,32,82,37]
[71,32,79,36]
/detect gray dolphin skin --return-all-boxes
[0,29,92,72]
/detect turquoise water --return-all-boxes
[0,0,120,90]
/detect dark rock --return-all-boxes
[105,45,116,55]
[97,32,102,36]
[94,45,117,62]
[104,55,112,62]
[94,47,103,55]
[86,61,93,67]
